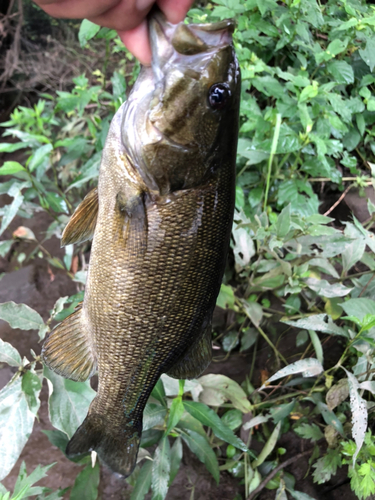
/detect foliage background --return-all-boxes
[1,0,375,499]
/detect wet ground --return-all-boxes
[0,200,359,499]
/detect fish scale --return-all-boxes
[42,9,240,477]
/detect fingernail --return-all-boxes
[136,0,155,11]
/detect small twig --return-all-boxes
[359,273,375,298]
[247,449,312,500]
[323,184,353,216]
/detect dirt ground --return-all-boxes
[0,197,360,499]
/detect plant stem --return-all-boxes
[256,325,288,365]
[263,113,282,211]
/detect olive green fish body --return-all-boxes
[42,10,240,477]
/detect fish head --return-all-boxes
[122,10,240,195]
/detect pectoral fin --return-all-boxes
[42,304,96,382]
[62,188,99,246]
[167,322,212,380]
[116,190,148,255]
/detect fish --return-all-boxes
[42,9,240,478]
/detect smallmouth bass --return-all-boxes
[42,10,240,477]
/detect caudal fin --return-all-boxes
[66,413,141,477]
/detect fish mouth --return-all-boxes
[149,9,235,78]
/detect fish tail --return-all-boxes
[66,413,141,477]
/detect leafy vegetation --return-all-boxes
[1,0,375,498]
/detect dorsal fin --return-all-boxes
[62,188,99,247]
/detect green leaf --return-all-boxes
[294,423,323,442]
[0,339,22,367]
[143,403,167,432]
[241,299,263,327]
[0,379,35,481]
[0,161,25,175]
[0,240,12,258]
[111,71,126,100]
[305,278,352,298]
[316,402,344,436]
[276,204,291,238]
[220,409,243,432]
[261,359,323,389]
[282,314,348,337]
[28,144,53,173]
[151,378,167,407]
[130,460,153,500]
[216,284,235,310]
[78,19,101,47]
[44,367,95,439]
[312,448,342,484]
[197,374,252,413]
[326,378,349,411]
[166,397,184,435]
[42,429,69,453]
[70,462,99,500]
[340,298,375,322]
[252,421,281,468]
[183,401,248,452]
[0,193,24,237]
[327,60,354,84]
[13,462,55,499]
[169,438,182,486]
[308,330,323,365]
[269,400,295,424]
[0,143,27,153]
[359,36,375,71]
[0,302,44,332]
[21,371,42,416]
[151,437,171,500]
[289,491,317,500]
[181,429,219,483]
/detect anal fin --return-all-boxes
[42,304,96,382]
[167,322,212,380]
[62,188,99,246]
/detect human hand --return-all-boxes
[33,0,194,64]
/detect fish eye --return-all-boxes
[208,83,231,110]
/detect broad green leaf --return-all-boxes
[241,299,263,327]
[270,400,295,423]
[359,36,375,71]
[327,60,354,84]
[242,415,270,431]
[232,221,255,270]
[183,401,248,452]
[0,143,27,153]
[42,429,69,453]
[130,460,153,500]
[44,367,95,439]
[316,402,344,436]
[340,298,375,322]
[28,144,53,173]
[342,368,367,465]
[143,403,167,432]
[0,193,24,237]
[308,330,323,365]
[282,314,348,338]
[176,412,206,438]
[0,240,12,257]
[160,374,201,398]
[342,239,366,274]
[252,421,281,468]
[216,284,235,310]
[151,378,167,407]
[166,397,184,435]
[0,379,35,481]
[70,462,99,500]
[0,161,25,175]
[276,204,291,238]
[296,330,308,347]
[289,491,317,500]
[305,278,352,298]
[21,371,42,416]
[78,19,101,47]
[0,339,22,367]
[151,436,171,500]
[197,374,252,413]
[181,429,219,483]
[0,301,44,331]
[261,359,323,389]
[169,438,182,486]
[221,409,243,432]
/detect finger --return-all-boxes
[157,0,193,24]
[118,19,152,66]
[33,0,121,20]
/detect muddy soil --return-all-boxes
[0,200,359,500]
